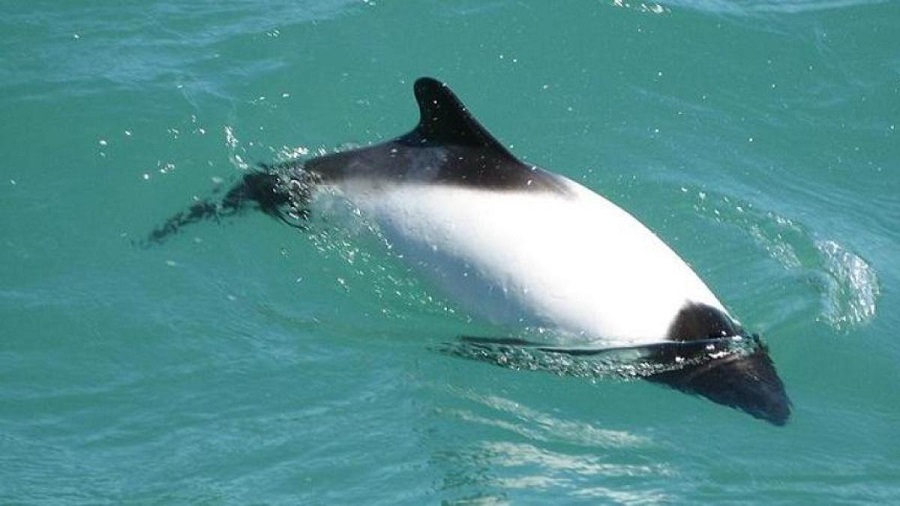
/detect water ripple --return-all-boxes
[451,391,651,449]
[815,239,880,330]
[689,188,880,331]
[652,0,888,15]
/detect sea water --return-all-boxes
[1,1,898,503]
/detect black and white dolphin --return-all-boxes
[149,77,791,425]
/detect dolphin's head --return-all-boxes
[646,303,792,426]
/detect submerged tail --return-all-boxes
[142,164,311,245]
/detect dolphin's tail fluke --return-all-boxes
[142,165,312,245]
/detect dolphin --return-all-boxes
[149,77,791,425]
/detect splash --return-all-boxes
[441,335,762,381]
[223,125,249,170]
[609,0,669,14]
[689,188,880,331]
[815,240,880,331]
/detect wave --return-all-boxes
[649,0,888,15]
[688,187,880,331]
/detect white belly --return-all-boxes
[324,177,725,347]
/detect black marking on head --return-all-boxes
[302,77,572,194]
[666,302,741,342]
[646,302,792,426]
[646,344,792,426]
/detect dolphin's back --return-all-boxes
[303,78,571,194]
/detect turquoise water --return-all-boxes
[2,0,898,503]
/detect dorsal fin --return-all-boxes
[304,77,573,195]
[409,77,517,161]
